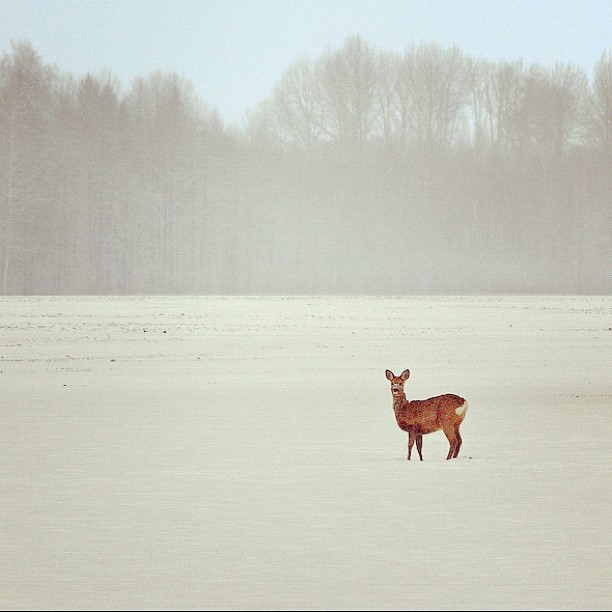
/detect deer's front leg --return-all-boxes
[407,431,416,460]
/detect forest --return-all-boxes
[1,37,610,295]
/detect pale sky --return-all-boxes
[1,0,611,125]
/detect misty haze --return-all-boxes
[1,28,612,612]
[1,36,610,295]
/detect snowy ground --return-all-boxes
[1,295,611,611]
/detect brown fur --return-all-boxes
[386,369,467,461]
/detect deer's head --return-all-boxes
[385,369,410,398]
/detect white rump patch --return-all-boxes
[455,401,468,416]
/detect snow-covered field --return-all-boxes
[1,296,611,611]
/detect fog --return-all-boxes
[2,32,611,611]
[1,37,611,295]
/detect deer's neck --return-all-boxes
[392,394,409,427]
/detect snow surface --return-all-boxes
[1,296,611,610]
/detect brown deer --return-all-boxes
[385,369,468,461]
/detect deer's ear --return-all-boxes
[400,369,410,381]
[385,369,395,380]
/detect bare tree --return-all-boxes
[511,63,588,156]
[0,41,54,293]
[124,71,210,291]
[465,58,495,152]
[481,60,525,152]
[589,50,612,153]
[375,51,403,148]
[404,44,469,152]
[269,57,325,151]
[317,35,380,150]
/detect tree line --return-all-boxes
[1,37,610,295]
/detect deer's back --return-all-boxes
[399,394,467,433]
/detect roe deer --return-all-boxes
[385,369,468,461]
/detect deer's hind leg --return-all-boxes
[442,423,458,460]
[416,434,424,461]
[452,425,463,458]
